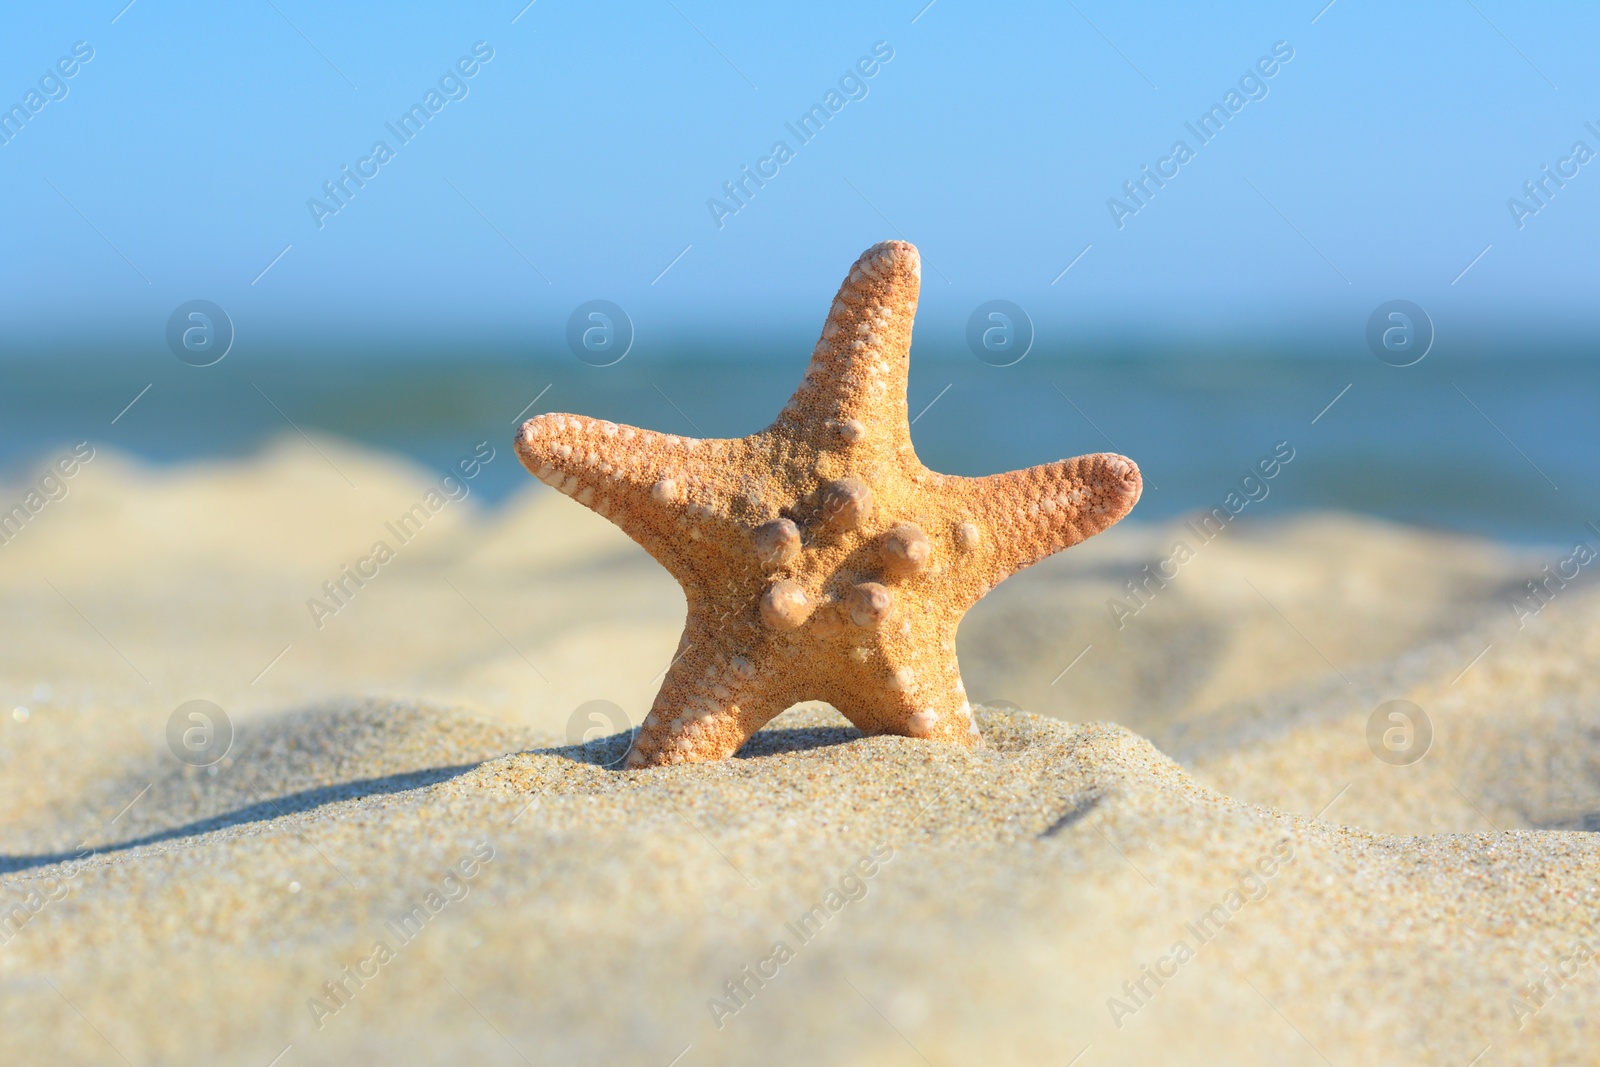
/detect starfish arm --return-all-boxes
[625,603,791,767]
[515,413,747,583]
[946,451,1142,598]
[772,240,921,438]
[824,647,980,749]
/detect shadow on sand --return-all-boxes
[543,723,868,769]
[0,763,481,877]
[3,718,880,877]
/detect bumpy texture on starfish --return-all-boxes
[516,240,1142,767]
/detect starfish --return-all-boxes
[515,240,1142,768]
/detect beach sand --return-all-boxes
[2,437,1596,1065]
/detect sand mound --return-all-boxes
[2,703,1596,1065]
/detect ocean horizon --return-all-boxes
[4,341,1592,543]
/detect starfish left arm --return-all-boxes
[515,413,750,585]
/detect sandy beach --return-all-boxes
[2,436,1597,1065]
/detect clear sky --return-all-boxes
[1,0,1597,355]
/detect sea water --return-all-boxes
[2,339,1594,543]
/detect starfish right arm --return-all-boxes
[944,451,1144,601]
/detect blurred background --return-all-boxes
[1,0,1595,539]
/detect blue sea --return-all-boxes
[3,336,1595,544]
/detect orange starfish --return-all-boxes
[516,241,1142,767]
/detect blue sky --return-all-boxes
[1,0,1597,356]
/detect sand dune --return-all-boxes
[1,439,1595,1064]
